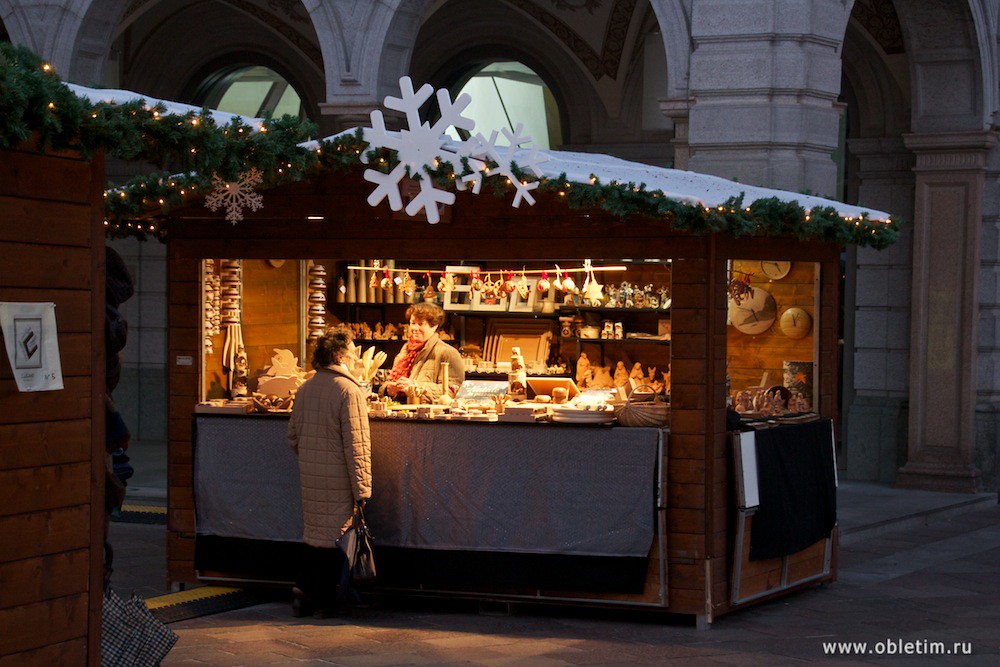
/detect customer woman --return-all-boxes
[287,326,371,617]
[382,302,465,402]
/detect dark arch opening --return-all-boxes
[427,51,566,150]
[185,55,312,122]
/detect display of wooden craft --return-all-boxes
[203,259,221,354]
[219,259,247,397]
[779,307,812,339]
[306,262,327,341]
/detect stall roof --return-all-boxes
[63,79,896,247]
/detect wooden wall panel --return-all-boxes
[0,145,103,665]
[0,638,87,667]
[0,421,91,470]
[0,550,90,609]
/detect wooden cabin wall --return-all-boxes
[167,257,201,584]
[0,144,105,665]
[727,259,818,402]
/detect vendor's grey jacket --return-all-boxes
[389,332,466,401]
[287,366,372,548]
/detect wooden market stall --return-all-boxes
[159,153,856,626]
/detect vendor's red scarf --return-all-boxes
[389,338,425,381]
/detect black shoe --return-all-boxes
[291,597,314,618]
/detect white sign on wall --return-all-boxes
[0,302,64,392]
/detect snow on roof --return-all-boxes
[305,129,890,221]
[66,82,264,130]
[526,147,890,221]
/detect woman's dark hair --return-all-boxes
[311,325,354,370]
[405,302,445,328]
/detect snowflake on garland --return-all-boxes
[361,76,547,224]
[460,123,546,207]
[205,168,264,224]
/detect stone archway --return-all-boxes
[890,0,998,491]
[839,4,915,484]
[302,0,435,132]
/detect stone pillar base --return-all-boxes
[895,461,982,493]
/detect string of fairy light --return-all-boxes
[1,41,900,248]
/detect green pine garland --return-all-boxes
[1,42,900,248]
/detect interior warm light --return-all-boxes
[306,215,324,220]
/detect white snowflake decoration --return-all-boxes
[461,123,547,207]
[205,168,264,224]
[361,76,547,224]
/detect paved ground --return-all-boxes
[109,462,1000,665]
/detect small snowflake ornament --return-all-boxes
[205,168,264,224]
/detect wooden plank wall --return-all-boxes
[167,257,200,584]
[0,144,105,665]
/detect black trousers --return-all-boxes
[296,544,346,607]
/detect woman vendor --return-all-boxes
[382,302,465,402]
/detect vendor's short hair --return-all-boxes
[405,302,445,328]
[311,325,354,370]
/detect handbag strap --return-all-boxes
[354,501,372,538]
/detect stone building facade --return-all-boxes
[2,0,998,491]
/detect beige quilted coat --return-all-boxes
[287,366,372,548]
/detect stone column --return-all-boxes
[659,98,694,170]
[683,0,847,194]
[896,131,998,492]
[842,138,914,482]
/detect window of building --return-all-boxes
[446,62,562,150]
[200,65,304,120]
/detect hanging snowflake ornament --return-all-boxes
[361,76,548,223]
[362,76,483,224]
[461,123,548,207]
[205,168,264,224]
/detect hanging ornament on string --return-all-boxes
[582,259,604,305]
[502,271,516,295]
[423,272,437,301]
[482,272,496,298]
[516,268,531,299]
[380,267,394,291]
[369,259,381,289]
[537,270,551,292]
[562,268,577,293]
[492,274,505,297]
[437,271,455,292]
[553,265,563,292]
[470,269,484,292]
[402,269,416,296]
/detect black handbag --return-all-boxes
[338,502,376,586]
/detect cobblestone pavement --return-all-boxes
[109,500,1000,666]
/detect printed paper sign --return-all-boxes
[0,302,64,391]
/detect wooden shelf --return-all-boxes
[561,337,671,346]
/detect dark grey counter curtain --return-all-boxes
[194,415,304,541]
[367,421,661,557]
[194,415,661,557]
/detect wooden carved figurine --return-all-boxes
[613,361,630,387]
[575,352,593,388]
